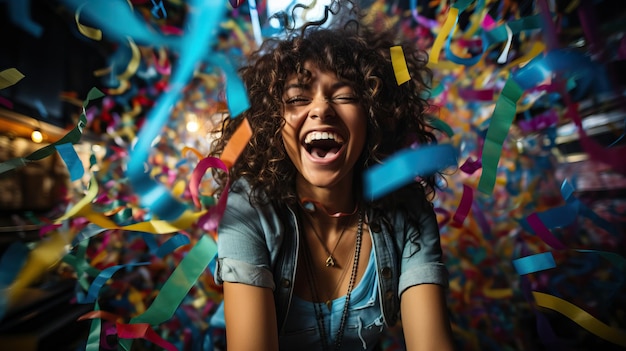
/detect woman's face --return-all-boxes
[281,62,367,192]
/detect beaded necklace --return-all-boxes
[301,210,363,351]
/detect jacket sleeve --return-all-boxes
[398,203,449,297]
[214,181,278,290]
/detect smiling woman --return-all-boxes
[208,1,455,350]
[281,64,366,193]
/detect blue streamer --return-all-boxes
[82,262,149,304]
[363,144,458,200]
[141,232,159,253]
[126,0,228,220]
[156,234,191,258]
[2,0,43,37]
[55,143,85,181]
[150,0,167,19]
[512,252,556,275]
[512,49,611,96]
[60,0,177,47]
[72,224,108,247]
[207,52,250,118]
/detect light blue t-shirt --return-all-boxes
[280,250,384,350]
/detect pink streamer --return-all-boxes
[451,184,474,228]
[518,110,559,133]
[188,156,228,209]
[460,157,482,175]
[526,213,566,250]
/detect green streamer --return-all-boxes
[120,235,217,350]
[86,302,102,351]
[430,118,455,137]
[0,87,104,174]
[477,78,523,194]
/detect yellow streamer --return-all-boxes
[55,174,205,235]
[429,7,459,64]
[81,205,205,234]
[462,9,487,39]
[390,46,411,85]
[565,0,581,13]
[75,5,102,41]
[107,79,131,95]
[482,281,513,299]
[182,146,205,160]
[172,180,187,198]
[532,291,626,347]
[427,59,464,72]
[504,41,545,72]
[0,68,25,90]
[6,230,75,303]
[117,37,141,81]
[90,249,109,267]
[55,175,100,223]
[93,66,112,77]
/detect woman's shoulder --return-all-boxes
[223,177,292,231]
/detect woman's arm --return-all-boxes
[223,282,279,351]
[401,283,455,351]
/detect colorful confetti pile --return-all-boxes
[0,0,625,350]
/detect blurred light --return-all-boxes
[31,129,43,143]
[186,112,200,133]
[187,120,200,133]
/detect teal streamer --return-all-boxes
[513,252,556,275]
[483,14,542,47]
[156,234,191,258]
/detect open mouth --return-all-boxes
[303,131,345,159]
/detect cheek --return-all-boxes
[350,116,368,153]
[281,122,300,159]
[281,111,305,142]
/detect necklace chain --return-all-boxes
[302,210,363,351]
[299,198,359,218]
[304,213,352,268]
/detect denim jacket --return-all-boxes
[215,179,448,334]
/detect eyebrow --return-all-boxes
[283,81,350,92]
[284,82,307,91]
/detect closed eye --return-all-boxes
[332,95,358,103]
[285,96,310,105]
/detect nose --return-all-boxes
[308,96,335,120]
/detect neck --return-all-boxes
[295,176,357,216]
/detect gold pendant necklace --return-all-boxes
[304,214,352,268]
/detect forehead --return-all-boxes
[284,61,341,85]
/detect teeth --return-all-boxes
[304,131,344,144]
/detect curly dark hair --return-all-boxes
[210,2,439,216]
